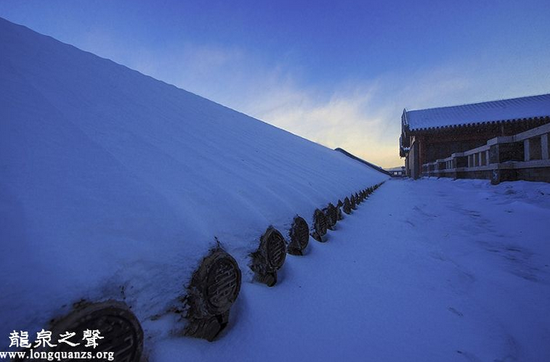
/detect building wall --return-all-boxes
[408,140,419,179]
[406,118,550,179]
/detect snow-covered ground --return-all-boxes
[2,17,549,362]
[152,178,550,362]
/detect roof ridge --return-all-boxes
[407,93,550,113]
[404,93,550,131]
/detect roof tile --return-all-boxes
[405,94,550,131]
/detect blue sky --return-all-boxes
[1,0,549,167]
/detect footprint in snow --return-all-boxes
[448,307,464,317]
[456,350,482,362]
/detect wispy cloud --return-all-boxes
[233,66,476,168]
[246,82,396,165]
[85,40,550,169]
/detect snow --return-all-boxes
[0,16,387,348]
[152,178,550,362]
[405,93,550,131]
[2,16,549,362]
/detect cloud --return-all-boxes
[246,82,397,166]
[237,66,476,168]
[240,57,550,168]
[85,40,550,169]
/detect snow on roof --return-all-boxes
[334,148,391,175]
[0,17,388,343]
[385,166,405,172]
[404,94,550,131]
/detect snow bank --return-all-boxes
[0,17,388,344]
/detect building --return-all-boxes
[335,148,391,176]
[386,166,406,177]
[400,94,550,181]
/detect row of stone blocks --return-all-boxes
[14,182,384,361]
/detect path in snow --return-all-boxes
[152,179,550,362]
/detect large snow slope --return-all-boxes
[153,178,550,362]
[0,17,387,346]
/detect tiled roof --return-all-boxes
[404,94,550,131]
